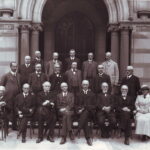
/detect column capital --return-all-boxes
[119,25,133,31]
[31,24,43,32]
[107,25,119,32]
[19,24,31,31]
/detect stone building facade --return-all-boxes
[0,0,150,85]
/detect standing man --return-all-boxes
[56,82,74,144]
[64,49,80,71]
[82,52,97,91]
[36,81,57,143]
[49,63,65,93]
[65,62,82,97]
[32,50,44,72]
[121,66,140,101]
[94,64,111,94]
[15,83,35,143]
[115,85,134,145]
[96,82,116,138]
[45,52,62,77]
[0,62,21,130]
[76,80,96,146]
[28,63,47,94]
[18,56,34,86]
[102,52,119,94]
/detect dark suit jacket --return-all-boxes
[94,73,111,93]
[96,93,114,112]
[37,91,56,115]
[15,93,35,117]
[0,72,21,100]
[65,69,82,89]
[115,95,134,114]
[76,90,96,113]
[82,60,97,79]
[31,58,45,72]
[49,73,65,92]
[56,92,74,111]
[64,57,81,71]
[121,75,140,98]
[28,72,47,94]
[18,64,35,85]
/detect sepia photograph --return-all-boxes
[0,0,150,150]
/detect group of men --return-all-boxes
[0,49,141,146]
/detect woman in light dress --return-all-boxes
[135,85,150,141]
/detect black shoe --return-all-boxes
[69,131,75,141]
[36,138,43,143]
[86,138,92,146]
[142,135,147,141]
[47,136,54,142]
[60,137,66,145]
[22,138,26,143]
[124,138,130,145]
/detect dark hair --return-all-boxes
[10,61,17,67]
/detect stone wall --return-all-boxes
[131,25,150,86]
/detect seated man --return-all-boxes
[115,85,134,145]
[56,82,74,144]
[76,80,96,146]
[36,81,57,143]
[0,86,11,136]
[96,82,116,138]
[15,83,35,143]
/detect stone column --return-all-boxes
[31,24,43,57]
[120,26,130,78]
[109,25,119,64]
[20,24,30,64]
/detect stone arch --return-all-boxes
[18,0,129,24]
[0,0,129,23]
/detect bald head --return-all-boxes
[22,83,30,93]
[35,51,41,58]
[82,80,89,90]
[53,52,59,60]
[97,64,104,74]
[60,82,68,92]
[101,82,109,93]
[106,52,111,60]
[71,62,77,70]
[126,66,134,76]
[121,85,128,96]
[43,81,51,92]
[25,56,31,64]
[88,52,94,60]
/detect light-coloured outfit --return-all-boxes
[102,59,119,85]
[135,94,150,136]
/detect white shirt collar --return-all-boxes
[127,75,132,79]
[23,92,29,97]
[70,57,75,60]
[10,71,16,76]
[63,92,68,96]
[25,64,30,67]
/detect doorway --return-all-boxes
[55,12,95,62]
